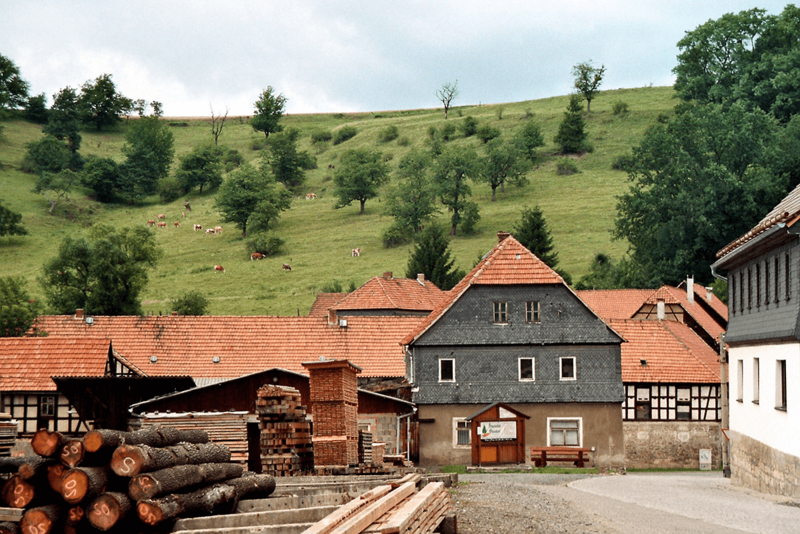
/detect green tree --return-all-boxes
[120,116,174,200]
[480,139,529,201]
[333,148,389,214]
[0,54,29,110]
[40,225,161,315]
[82,156,122,203]
[263,128,314,190]
[34,169,78,214]
[512,206,559,268]
[384,150,439,241]
[405,225,465,290]
[251,86,286,139]
[176,143,223,194]
[574,253,651,290]
[44,87,82,155]
[435,81,459,119]
[572,61,606,112]
[615,102,783,286]
[170,290,209,315]
[0,201,27,237]
[215,163,292,237]
[554,94,589,154]
[0,277,40,337]
[25,93,48,124]
[514,120,545,164]
[432,144,479,235]
[78,74,130,130]
[22,135,71,175]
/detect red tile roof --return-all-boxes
[655,286,726,342]
[610,320,720,383]
[678,281,729,321]
[402,234,566,345]
[308,293,347,317]
[0,337,123,391]
[36,315,423,379]
[333,275,446,312]
[576,290,655,320]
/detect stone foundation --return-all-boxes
[623,421,723,469]
[730,430,800,498]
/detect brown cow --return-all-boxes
[214,226,222,234]
[205,228,216,235]
[251,252,264,261]
[305,193,317,200]
[157,221,167,228]
[157,214,166,220]
[173,221,180,228]
[213,265,225,273]
[282,263,292,271]
[193,224,202,231]
[147,220,155,227]
[351,248,361,257]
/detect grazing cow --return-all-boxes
[251,252,264,261]
[351,248,361,257]
[213,265,225,273]
[305,193,317,200]
[206,228,216,235]
[157,221,167,228]
[327,164,335,169]
[182,211,186,218]
[173,221,180,228]
[184,201,191,212]
[157,214,166,220]
[282,263,292,271]
[193,224,202,231]
[147,220,155,227]
[214,226,222,233]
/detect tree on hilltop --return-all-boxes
[572,61,606,112]
[78,74,131,130]
[251,86,286,139]
[435,81,459,119]
[0,54,29,110]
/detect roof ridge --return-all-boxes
[660,321,718,377]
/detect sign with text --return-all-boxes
[479,421,516,441]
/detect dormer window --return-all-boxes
[493,302,508,324]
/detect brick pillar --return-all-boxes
[302,359,361,467]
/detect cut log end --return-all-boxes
[60,439,85,469]
[128,474,157,502]
[20,505,60,534]
[1,476,34,508]
[31,429,64,458]
[137,501,163,526]
[82,430,109,454]
[60,469,89,505]
[110,445,145,477]
[88,493,128,531]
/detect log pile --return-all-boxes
[302,473,452,534]
[0,426,276,533]
[255,384,313,477]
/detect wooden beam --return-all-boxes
[331,481,417,534]
[302,485,392,534]
[379,482,443,533]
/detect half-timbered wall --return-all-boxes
[2,393,89,436]
[622,384,720,421]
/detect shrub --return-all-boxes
[332,126,357,145]
[460,202,481,235]
[612,101,629,115]
[157,175,182,202]
[250,137,266,151]
[427,126,438,140]
[382,224,412,248]
[170,290,209,315]
[556,158,580,176]
[397,136,410,146]
[311,130,333,143]
[382,152,394,163]
[441,122,456,141]
[476,124,501,143]
[460,116,478,137]
[612,154,634,171]
[378,124,399,143]
[496,107,504,120]
[524,108,534,119]
[247,232,285,257]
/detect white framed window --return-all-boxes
[547,417,582,447]
[439,358,455,382]
[453,418,471,448]
[776,360,787,410]
[526,301,541,323]
[737,360,743,402]
[753,358,760,404]
[519,357,535,381]
[493,302,508,324]
[560,357,576,380]
[676,388,691,420]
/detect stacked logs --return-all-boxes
[255,384,313,476]
[0,426,276,533]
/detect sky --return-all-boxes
[0,1,792,117]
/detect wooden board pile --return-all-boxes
[0,425,275,533]
[302,473,452,534]
[359,431,373,465]
[138,411,250,465]
[0,415,16,458]
[256,384,314,477]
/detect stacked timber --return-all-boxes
[138,411,250,465]
[359,430,373,465]
[302,473,453,534]
[255,384,314,477]
[0,426,276,533]
[0,414,16,458]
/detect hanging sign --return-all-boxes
[479,421,516,441]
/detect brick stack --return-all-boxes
[372,442,386,466]
[302,359,361,467]
[255,384,313,476]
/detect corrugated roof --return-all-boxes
[333,275,446,312]
[36,315,422,379]
[0,337,119,391]
[610,320,720,383]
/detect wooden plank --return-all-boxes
[331,481,417,534]
[302,485,392,534]
[379,482,442,534]
[389,473,420,489]
[0,507,23,522]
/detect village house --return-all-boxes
[403,232,626,467]
[712,183,800,498]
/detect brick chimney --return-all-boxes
[383,272,393,280]
[75,309,84,320]
[417,273,425,285]
[687,275,694,304]
[328,308,338,326]
[497,231,511,243]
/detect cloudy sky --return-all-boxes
[0,1,790,116]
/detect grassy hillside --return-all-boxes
[0,87,677,316]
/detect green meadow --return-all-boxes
[0,86,677,316]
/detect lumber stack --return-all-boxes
[0,426,276,533]
[0,414,16,458]
[138,411,250,465]
[359,430,373,465]
[255,384,313,477]
[302,474,453,534]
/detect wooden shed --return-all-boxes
[467,403,530,466]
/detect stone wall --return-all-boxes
[623,421,723,469]
[730,430,800,498]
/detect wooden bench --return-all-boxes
[530,446,591,468]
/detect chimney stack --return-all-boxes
[417,273,425,284]
[657,299,665,320]
[383,272,393,280]
[328,308,338,326]
[497,231,511,243]
[75,309,84,320]
[687,275,694,304]
[705,287,714,302]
